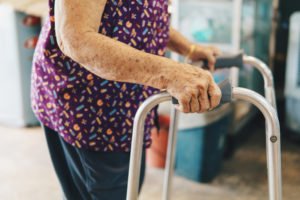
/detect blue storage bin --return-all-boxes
[175,105,232,183]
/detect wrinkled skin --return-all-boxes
[55,0,222,113]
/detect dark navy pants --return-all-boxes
[43,126,146,200]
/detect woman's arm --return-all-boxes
[167,27,193,56]
[55,0,176,89]
[55,0,221,113]
[167,27,221,70]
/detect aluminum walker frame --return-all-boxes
[126,78,282,200]
[163,54,279,200]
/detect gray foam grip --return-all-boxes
[203,52,244,69]
[218,79,232,104]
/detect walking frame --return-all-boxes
[126,53,282,200]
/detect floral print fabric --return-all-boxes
[31,0,171,152]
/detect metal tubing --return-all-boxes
[127,87,282,200]
[233,88,282,200]
[158,56,277,200]
[162,107,179,200]
[243,56,277,110]
[126,93,172,200]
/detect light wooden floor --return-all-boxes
[0,125,299,200]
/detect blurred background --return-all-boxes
[0,0,299,199]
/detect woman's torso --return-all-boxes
[31,0,171,152]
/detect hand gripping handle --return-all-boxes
[172,79,232,106]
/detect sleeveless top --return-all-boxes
[31,0,171,152]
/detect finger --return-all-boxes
[178,96,191,113]
[212,47,222,56]
[207,46,222,56]
[199,91,210,112]
[197,85,210,113]
[190,92,200,113]
[199,48,216,72]
[208,82,222,109]
[204,51,216,72]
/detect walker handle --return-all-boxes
[202,52,244,69]
[172,79,232,105]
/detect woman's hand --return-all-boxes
[187,45,222,71]
[166,64,222,113]
[167,28,221,71]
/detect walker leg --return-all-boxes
[162,106,179,200]
[233,87,282,200]
[126,93,172,200]
[266,125,282,200]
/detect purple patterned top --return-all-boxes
[31,0,171,152]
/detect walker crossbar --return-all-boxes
[126,84,282,200]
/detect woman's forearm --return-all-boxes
[167,27,193,56]
[55,0,180,90]
[61,32,179,90]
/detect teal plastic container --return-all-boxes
[175,106,231,183]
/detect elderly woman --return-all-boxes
[31,0,222,199]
